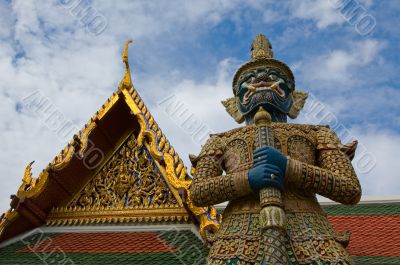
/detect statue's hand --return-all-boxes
[254,147,287,174]
[248,147,287,191]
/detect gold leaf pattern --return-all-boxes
[69,133,177,209]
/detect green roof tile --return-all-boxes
[323,203,400,216]
[0,230,208,265]
[217,203,400,217]
[353,256,400,264]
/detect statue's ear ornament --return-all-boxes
[221,97,245,124]
[288,90,308,119]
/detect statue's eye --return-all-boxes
[241,74,253,84]
[269,74,278,81]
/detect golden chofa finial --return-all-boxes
[120,40,133,90]
[251,34,273,60]
[123,39,133,65]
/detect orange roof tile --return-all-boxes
[329,215,400,258]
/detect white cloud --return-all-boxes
[287,0,375,29]
[294,39,384,84]
[262,9,283,24]
[288,0,345,29]
[145,58,239,167]
[89,0,245,39]
[12,0,39,35]
[352,129,400,195]
[0,2,13,39]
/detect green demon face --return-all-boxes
[235,67,294,118]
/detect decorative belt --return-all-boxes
[224,196,325,215]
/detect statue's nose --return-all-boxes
[254,72,269,83]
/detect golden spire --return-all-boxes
[120,40,133,90]
[251,34,273,60]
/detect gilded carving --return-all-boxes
[69,133,177,209]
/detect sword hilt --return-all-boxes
[254,107,286,230]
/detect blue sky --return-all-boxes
[0,0,399,214]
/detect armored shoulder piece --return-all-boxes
[189,128,254,207]
[286,126,362,205]
[199,135,226,159]
[316,126,341,150]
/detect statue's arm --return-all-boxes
[189,136,253,206]
[285,127,361,205]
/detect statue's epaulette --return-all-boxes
[271,122,329,132]
[210,124,256,139]
[271,123,337,148]
[210,123,330,139]
[313,125,358,160]
[189,125,255,167]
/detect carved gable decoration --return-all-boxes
[70,134,177,208]
[47,133,187,225]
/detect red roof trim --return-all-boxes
[17,232,176,254]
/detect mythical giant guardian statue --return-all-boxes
[190,34,361,265]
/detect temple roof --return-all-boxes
[0,202,398,265]
[326,202,400,265]
[0,41,220,244]
[0,228,208,265]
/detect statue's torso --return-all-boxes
[208,123,352,265]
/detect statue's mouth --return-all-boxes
[242,80,285,104]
